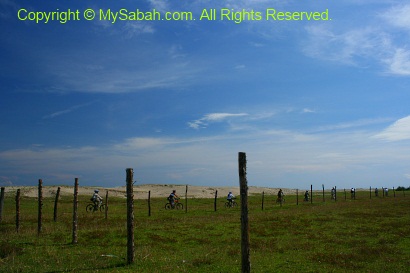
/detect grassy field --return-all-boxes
[0,189,409,272]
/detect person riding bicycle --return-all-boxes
[227,191,235,206]
[91,189,103,210]
[277,189,284,203]
[304,190,310,202]
[331,187,336,200]
[168,190,179,208]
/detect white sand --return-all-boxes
[3,184,296,199]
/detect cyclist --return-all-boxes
[331,187,336,200]
[304,190,310,202]
[277,189,284,203]
[168,190,179,208]
[91,189,103,210]
[227,191,235,206]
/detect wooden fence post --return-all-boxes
[126,168,135,265]
[148,191,151,217]
[334,186,337,202]
[296,189,298,205]
[344,189,346,200]
[0,187,5,223]
[393,187,396,198]
[72,178,79,244]
[38,179,43,236]
[370,187,372,200]
[238,152,250,273]
[214,190,218,212]
[261,191,264,210]
[105,190,109,219]
[310,184,313,204]
[54,187,61,222]
[185,185,188,213]
[16,189,20,233]
[322,184,325,202]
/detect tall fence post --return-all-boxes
[344,189,346,200]
[105,190,109,219]
[54,187,61,222]
[310,184,313,204]
[335,186,337,202]
[16,189,20,233]
[322,184,325,202]
[296,189,299,205]
[72,178,79,244]
[214,190,218,212]
[185,185,188,213]
[238,152,250,273]
[393,187,396,198]
[126,168,135,265]
[148,191,151,217]
[370,187,372,200]
[0,187,5,223]
[38,179,43,236]
[261,191,264,210]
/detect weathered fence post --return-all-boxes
[54,187,61,222]
[16,189,20,233]
[126,168,135,264]
[38,179,43,236]
[393,187,396,198]
[72,178,79,244]
[370,187,372,200]
[310,184,313,204]
[261,191,264,210]
[344,189,346,200]
[296,189,299,205]
[148,191,151,217]
[0,187,5,223]
[238,152,250,273]
[214,190,218,212]
[322,184,325,202]
[382,187,385,197]
[185,185,188,213]
[105,190,109,219]
[334,186,337,202]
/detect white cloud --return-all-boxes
[123,22,155,38]
[42,102,94,119]
[188,113,248,129]
[381,4,410,31]
[384,48,410,76]
[374,116,410,141]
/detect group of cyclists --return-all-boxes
[91,187,374,211]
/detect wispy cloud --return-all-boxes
[42,102,94,119]
[373,115,410,141]
[188,113,248,129]
[384,48,410,76]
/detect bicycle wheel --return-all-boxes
[176,203,183,210]
[165,203,172,210]
[86,204,94,212]
[225,202,230,208]
[232,201,237,207]
[99,204,106,212]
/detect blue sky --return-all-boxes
[1,0,410,189]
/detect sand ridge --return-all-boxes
[3,184,297,199]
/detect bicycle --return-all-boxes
[225,199,237,208]
[165,198,183,210]
[276,196,285,205]
[86,202,106,212]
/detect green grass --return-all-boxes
[0,190,409,272]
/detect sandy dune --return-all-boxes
[3,184,297,199]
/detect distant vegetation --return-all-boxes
[396,186,410,191]
[1,190,410,272]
